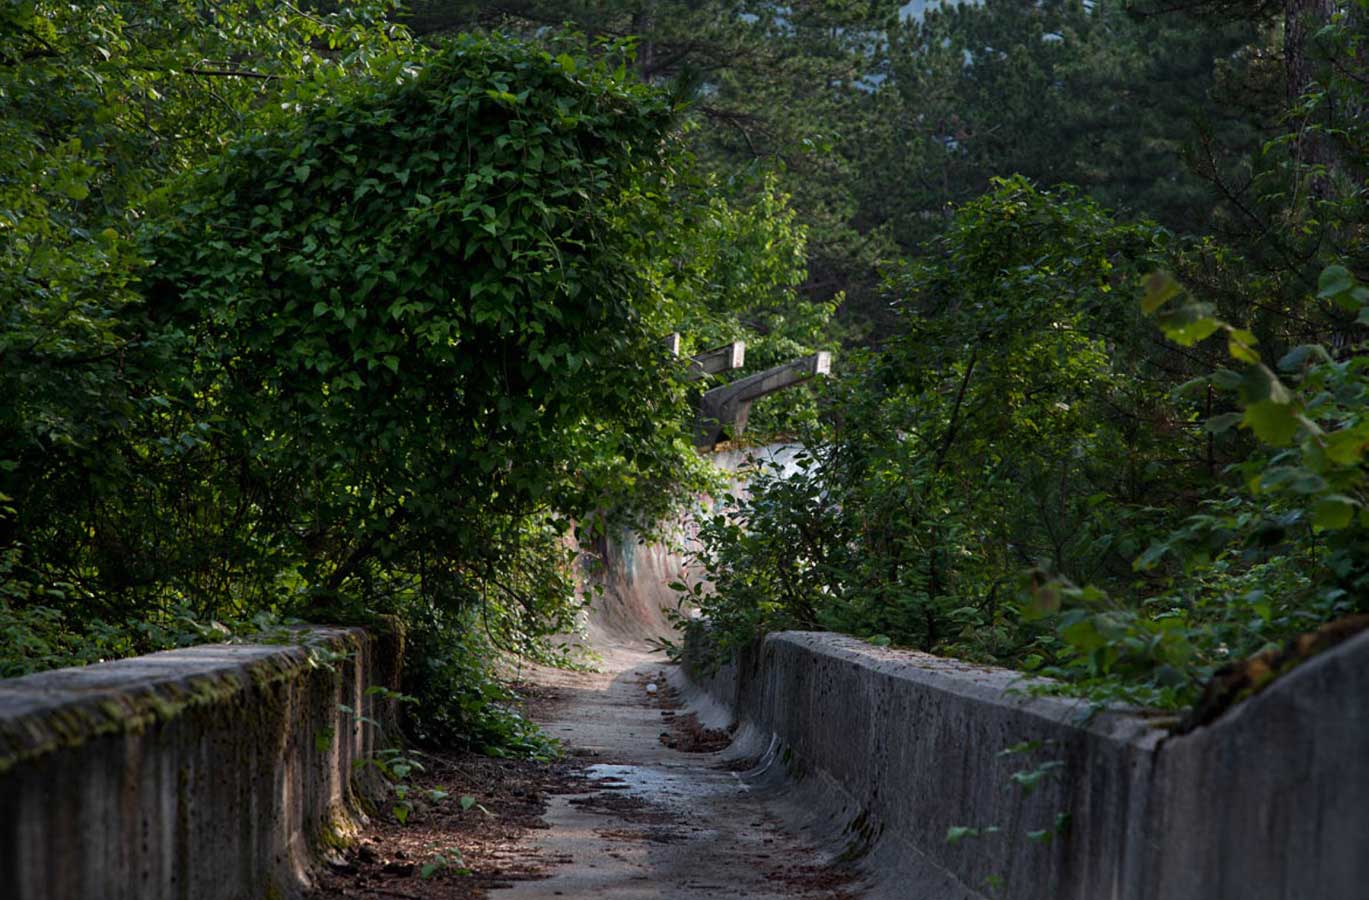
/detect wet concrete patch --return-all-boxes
[490,649,861,900]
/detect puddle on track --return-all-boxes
[488,650,859,900]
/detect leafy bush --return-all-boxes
[2,19,824,750]
[689,168,1369,710]
[140,32,702,614]
[1,1,407,606]
[690,179,1184,663]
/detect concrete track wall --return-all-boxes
[685,630,1369,900]
[578,524,693,646]
[577,443,802,647]
[0,627,401,900]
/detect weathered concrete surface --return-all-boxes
[686,341,747,381]
[685,630,1369,900]
[661,334,746,381]
[575,444,806,650]
[1147,630,1369,899]
[0,627,401,900]
[696,353,830,447]
[490,646,863,900]
[577,523,697,649]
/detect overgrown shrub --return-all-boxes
[690,180,1183,662]
[2,21,756,747]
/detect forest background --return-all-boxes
[2,0,1366,750]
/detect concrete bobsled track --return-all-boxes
[0,443,1362,899]
[569,443,806,651]
[518,442,1369,900]
[483,442,878,900]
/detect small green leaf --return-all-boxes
[1010,760,1065,794]
[997,741,1041,757]
[460,795,476,811]
[1227,328,1259,364]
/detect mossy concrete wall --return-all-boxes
[685,630,1369,900]
[0,627,401,900]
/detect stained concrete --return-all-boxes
[1147,627,1369,899]
[491,646,865,900]
[686,629,1369,900]
[0,628,400,900]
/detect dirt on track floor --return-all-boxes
[305,685,594,900]
[309,647,861,900]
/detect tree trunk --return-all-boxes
[632,2,658,80]
[1284,0,1334,105]
[1284,0,1336,193]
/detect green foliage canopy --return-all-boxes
[144,35,702,610]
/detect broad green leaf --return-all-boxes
[1243,400,1301,446]
[1060,615,1105,653]
[1312,495,1358,530]
[1278,344,1332,371]
[1204,412,1242,434]
[1317,265,1354,299]
[1238,365,1292,405]
[1259,464,1327,495]
[1141,271,1182,315]
[1156,302,1220,346]
[1226,328,1259,364]
[1324,429,1369,466]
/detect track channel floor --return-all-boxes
[491,645,860,900]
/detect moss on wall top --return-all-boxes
[0,627,367,774]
